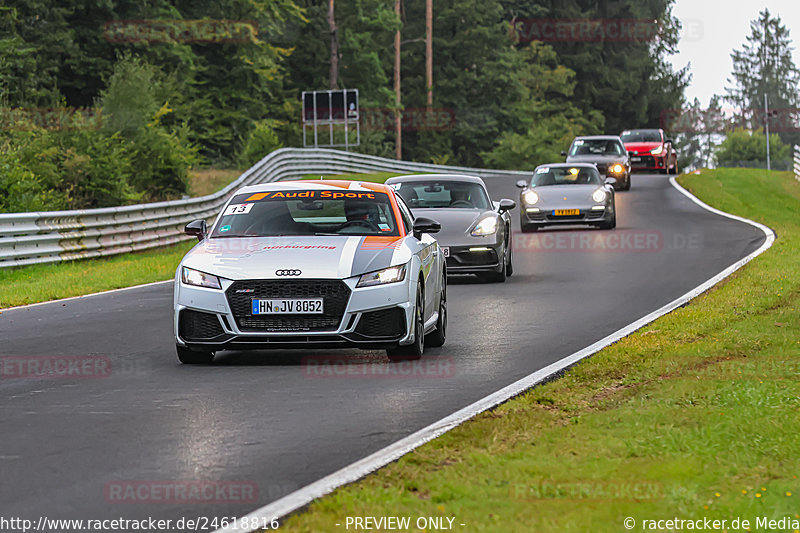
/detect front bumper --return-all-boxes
[629,154,665,171]
[174,275,416,352]
[520,205,611,229]
[441,237,504,274]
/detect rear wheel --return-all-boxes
[425,274,447,348]
[387,283,424,361]
[176,345,214,364]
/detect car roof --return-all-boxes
[384,173,486,185]
[232,179,395,196]
[573,135,623,141]
[535,163,598,170]
[621,128,663,133]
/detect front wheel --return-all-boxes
[176,345,215,364]
[387,283,424,361]
[505,237,514,277]
[598,213,617,230]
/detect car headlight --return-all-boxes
[592,188,607,203]
[650,145,663,155]
[181,267,222,289]
[522,190,539,205]
[471,216,498,236]
[357,264,407,288]
[611,164,624,173]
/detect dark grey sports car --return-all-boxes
[562,135,631,190]
[385,174,516,282]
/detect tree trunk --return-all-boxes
[426,0,433,111]
[328,0,338,90]
[394,0,402,160]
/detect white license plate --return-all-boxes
[631,157,642,162]
[251,299,323,315]
[441,247,450,257]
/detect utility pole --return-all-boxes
[426,0,433,112]
[394,0,402,160]
[765,93,771,171]
[328,0,338,90]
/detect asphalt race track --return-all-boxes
[0,173,766,525]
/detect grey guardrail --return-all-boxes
[794,145,800,182]
[0,148,529,268]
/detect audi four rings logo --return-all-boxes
[276,269,302,276]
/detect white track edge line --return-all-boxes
[213,176,766,532]
[0,279,174,313]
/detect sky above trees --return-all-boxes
[671,0,800,106]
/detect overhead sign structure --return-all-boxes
[302,89,359,149]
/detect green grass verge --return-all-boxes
[0,241,194,308]
[276,168,800,532]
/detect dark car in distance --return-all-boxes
[562,135,631,190]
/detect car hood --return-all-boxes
[623,141,661,153]
[411,208,498,244]
[528,185,602,204]
[181,235,412,280]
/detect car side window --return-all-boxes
[395,195,415,235]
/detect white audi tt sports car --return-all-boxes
[173,180,447,364]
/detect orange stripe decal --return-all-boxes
[243,192,270,202]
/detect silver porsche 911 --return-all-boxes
[385,174,516,282]
[516,163,617,232]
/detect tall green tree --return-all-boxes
[725,9,800,146]
[483,42,603,169]
[505,0,689,136]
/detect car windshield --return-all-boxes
[531,167,602,187]
[393,181,491,209]
[210,189,400,237]
[569,139,625,156]
[620,130,662,143]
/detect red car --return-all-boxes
[620,128,678,174]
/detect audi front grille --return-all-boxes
[226,279,351,333]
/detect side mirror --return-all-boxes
[498,199,516,212]
[604,177,617,186]
[665,139,673,144]
[185,219,207,242]
[560,151,567,157]
[413,216,441,239]
[515,180,528,189]
[627,151,634,157]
